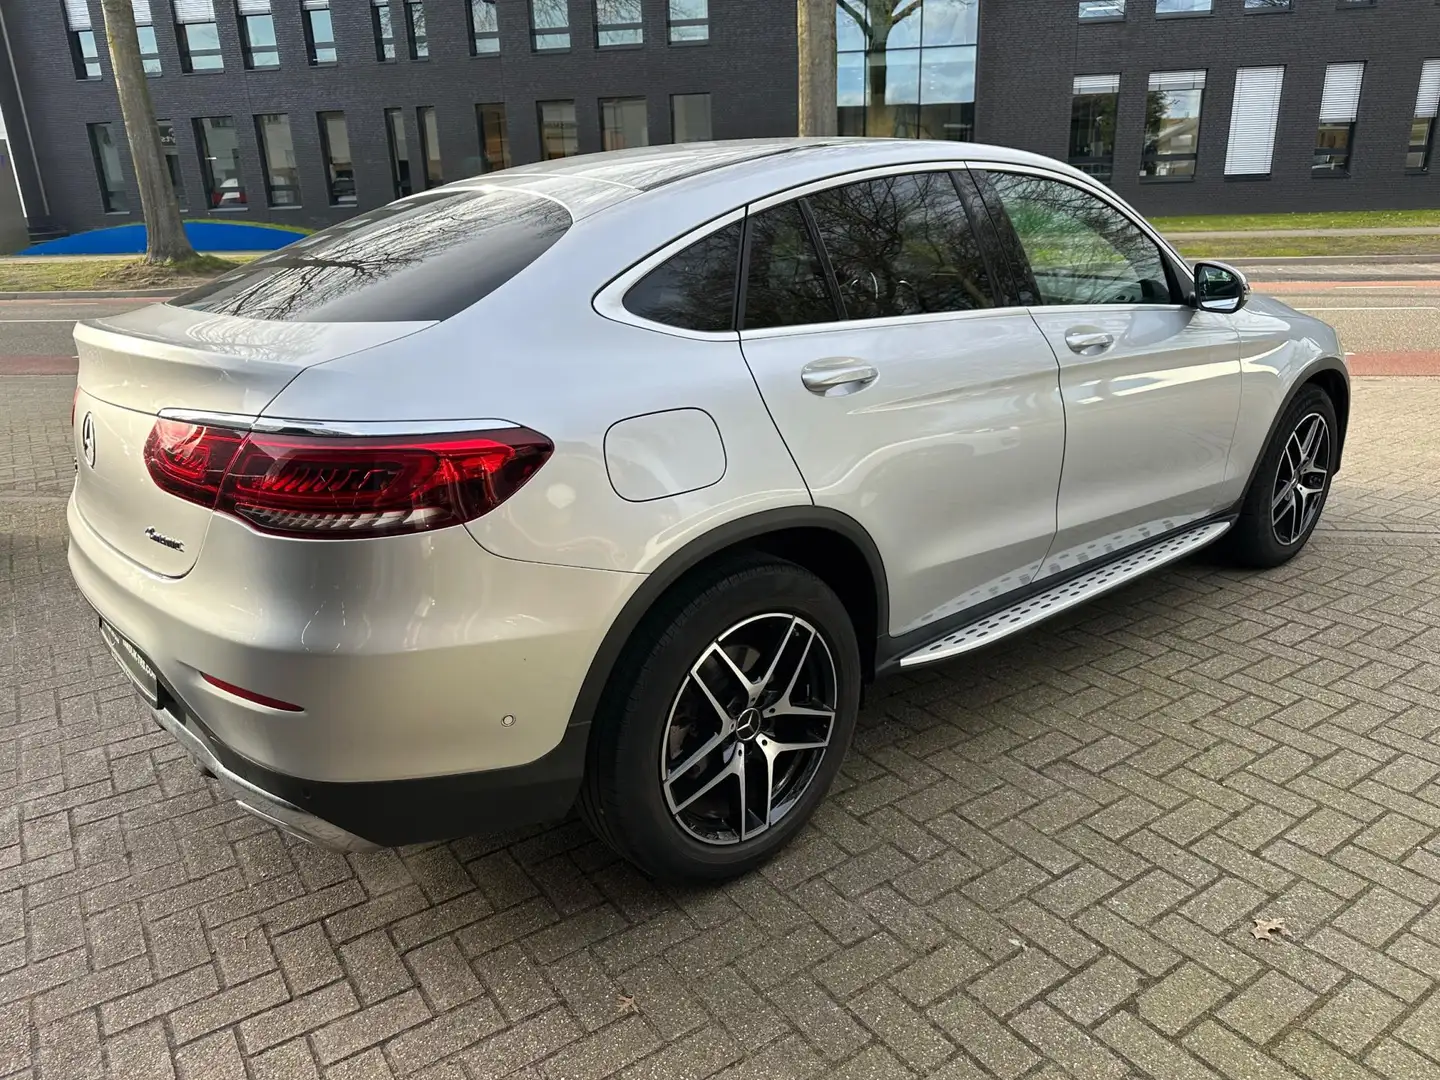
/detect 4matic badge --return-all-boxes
[144,527,185,552]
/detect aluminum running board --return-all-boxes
[898,520,1232,669]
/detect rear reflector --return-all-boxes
[144,420,552,539]
[201,673,304,712]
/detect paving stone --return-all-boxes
[1305,977,1406,1054]
[1138,962,1231,1036]
[1217,971,1318,1045]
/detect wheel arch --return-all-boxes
[565,507,889,737]
[1239,356,1350,502]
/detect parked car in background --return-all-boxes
[67,139,1347,882]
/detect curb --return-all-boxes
[1198,253,1440,267]
[0,288,177,300]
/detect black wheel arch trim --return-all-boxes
[1242,356,1350,499]
[565,506,891,737]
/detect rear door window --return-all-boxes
[741,202,839,331]
[623,221,742,332]
[169,187,571,322]
[805,171,998,320]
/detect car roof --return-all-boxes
[434,138,1083,221]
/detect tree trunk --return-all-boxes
[797,0,837,136]
[99,0,196,264]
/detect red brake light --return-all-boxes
[144,422,552,539]
[71,386,79,427]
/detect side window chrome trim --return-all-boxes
[966,160,1195,291]
[592,205,746,341]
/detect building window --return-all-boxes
[1244,0,1291,9]
[418,106,443,186]
[175,0,224,72]
[531,0,570,50]
[1069,74,1119,182]
[302,0,337,64]
[1315,61,1365,175]
[157,121,187,208]
[194,115,246,209]
[1155,0,1210,13]
[671,93,712,142]
[470,0,499,53]
[63,1,101,79]
[317,112,355,205]
[1078,1,1124,18]
[88,123,129,213]
[256,113,301,206]
[601,97,648,150]
[134,1,163,76]
[1225,66,1284,178]
[238,1,280,68]
[1142,69,1205,179]
[373,2,396,59]
[384,108,412,197]
[668,0,707,43]
[539,100,578,158]
[405,1,428,57]
[1408,59,1440,172]
[596,0,642,46]
[836,0,978,141]
[477,103,511,171]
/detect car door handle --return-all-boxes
[1065,330,1115,355]
[800,358,879,396]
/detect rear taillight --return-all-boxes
[71,386,78,427]
[143,420,552,539]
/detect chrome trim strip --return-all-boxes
[152,705,379,852]
[157,409,517,438]
[898,520,1232,668]
[738,304,1035,341]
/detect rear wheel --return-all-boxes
[1222,384,1337,568]
[579,557,861,883]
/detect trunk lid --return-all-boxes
[72,306,430,576]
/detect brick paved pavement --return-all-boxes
[3,374,1440,1079]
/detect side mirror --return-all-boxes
[1192,261,1250,314]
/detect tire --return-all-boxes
[579,555,862,883]
[1222,383,1338,569]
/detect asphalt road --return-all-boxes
[0,276,1438,377]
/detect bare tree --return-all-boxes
[99,0,196,263]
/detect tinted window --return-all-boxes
[742,202,837,330]
[985,172,1171,306]
[624,222,741,332]
[169,189,571,323]
[806,171,995,320]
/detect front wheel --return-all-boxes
[580,557,861,883]
[1222,383,1338,568]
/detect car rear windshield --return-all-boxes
[168,188,571,323]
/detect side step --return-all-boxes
[899,520,1232,668]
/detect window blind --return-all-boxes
[301,0,331,10]
[1073,74,1120,96]
[1319,62,1365,123]
[1225,66,1284,176]
[236,0,273,14]
[1415,59,1440,120]
[132,0,153,23]
[1149,70,1206,92]
[63,0,92,31]
[173,0,217,22]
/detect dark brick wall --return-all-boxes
[4,0,796,234]
[6,0,1440,234]
[978,0,1440,216]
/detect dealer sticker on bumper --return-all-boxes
[99,620,161,708]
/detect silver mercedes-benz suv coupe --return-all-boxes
[68,139,1347,882]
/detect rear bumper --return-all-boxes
[150,688,588,848]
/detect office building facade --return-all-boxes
[2,0,1437,238]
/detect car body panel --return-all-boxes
[1031,305,1243,577]
[68,494,639,781]
[740,309,1065,635]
